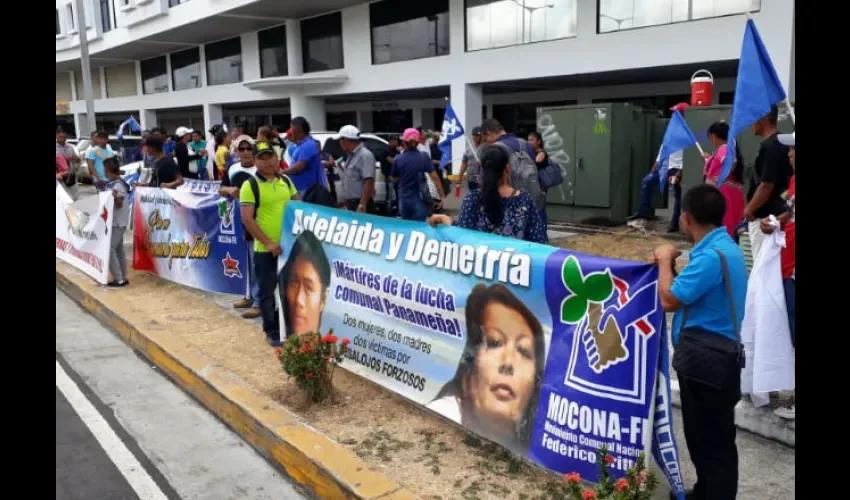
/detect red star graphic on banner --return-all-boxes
[101,206,109,223]
[222,252,242,278]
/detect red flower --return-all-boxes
[341,338,351,346]
[615,478,629,492]
[638,470,649,484]
[604,455,615,466]
[306,371,314,379]
[274,347,282,360]
[322,334,338,344]
[581,490,596,500]
[563,472,581,484]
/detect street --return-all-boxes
[56,289,308,500]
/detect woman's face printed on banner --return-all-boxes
[463,302,537,436]
[285,256,328,336]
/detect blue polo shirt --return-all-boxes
[391,149,433,200]
[670,227,748,345]
[288,138,325,192]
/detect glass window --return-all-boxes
[171,47,201,91]
[598,0,761,33]
[466,0,577,52]
[205,37,243,85]
[169,0,182,7]
[67,4,75,31]
[370,1,450,65]
[301,12,344,73]
[99,0,112,33]
[258,25,288,78]
[56,9,60,35]
[140,56,169,94]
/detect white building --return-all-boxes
[56,0,795,143]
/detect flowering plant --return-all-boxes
[275,329,351,402]
[559,445,658,500]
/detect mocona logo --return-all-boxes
[222,252,242,278]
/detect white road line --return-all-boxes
[55,360,169,500]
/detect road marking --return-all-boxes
[55,360,169,500]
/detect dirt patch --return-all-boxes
[118,269,575,500]
[551,233,691,268]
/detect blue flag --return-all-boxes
[438,103,465,170]
[122,171,140,206]
[657,110,698,192]
[117,116,142,139]
[718,19,787,184]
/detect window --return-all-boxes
[169,0,181,6]
[56,9,61,35]
[598,0,761,33]
[67,4,75,31]
[258,25,288,78]
[205,37,243,85]
[140,56,169,94]
[370,1,450,64]
[466,0,577,52]
[301,12,344,73]
[99,0,112,33]
[171,47,201,91]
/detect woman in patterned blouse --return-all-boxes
[428,145,547,244]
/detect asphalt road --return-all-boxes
[56,289,308,500]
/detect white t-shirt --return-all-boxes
[657,149,683,171]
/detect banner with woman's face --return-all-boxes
[277,202,685,495]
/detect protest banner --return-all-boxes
[277,202,684,489]
[55,181,114,284]
[177,179,222,194]
[132,187,248,295]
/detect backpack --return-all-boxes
[302,182,336,208]
[493,139,545,210]
[247,174,294,221]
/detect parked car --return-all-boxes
[311,132,397,213]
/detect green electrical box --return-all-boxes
[536,103,649,224]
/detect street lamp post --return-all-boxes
[74,0,97,135]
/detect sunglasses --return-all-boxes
[237,147,253,152]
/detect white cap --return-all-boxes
[175,126,194,138]
[333,125,360,140]
[777,131,795,147]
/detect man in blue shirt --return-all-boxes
[653,184,747,500]
[282,117,324,196]
[86,130,114,190]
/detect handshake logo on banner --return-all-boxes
[558,256,657,405]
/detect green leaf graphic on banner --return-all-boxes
[217,200,227,217]
[583,271,614,302]
[562,256,584,294]
[561,295,588,324]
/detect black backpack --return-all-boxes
[246,174,294,219]
[302,182,336,208]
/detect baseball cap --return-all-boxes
[669,102,689,113]
[234,135,254,148]
[471,126,482,136]
[777,131,795,147]
[254,141,276,157]
[176,126,194,138]
[402,128,420,142]
[333,125,361,140]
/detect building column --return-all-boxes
[134,61,143,96]
[140,109,158,131]
[198,44,208,87]
[286,19,303,76]
[448,0,465,55]
[356,110,373,132]
[411,108,424,128]
[69,71,78,101]
[99,66,107,99]
[290,93,326,131]
[449,82,484,171]
[74,113,88,137]
[421,111,436,131]
[202,104,223,139]
[240,31,261,81]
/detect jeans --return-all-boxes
[109,226,127,283]
[246,244,260,307]
[538,207,549,244]
[678,372,741,500]
[253,251,280,342]
[399,198,430,222]
[783,278,796,347]
[637,170,681,222]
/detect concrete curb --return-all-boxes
[669,380,795,448]
[56,264,418,500]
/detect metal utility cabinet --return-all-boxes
[537,103,649,224]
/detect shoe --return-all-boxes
[774,405,796,420]
[241,307,261,319]
[265,336,281,348]
[107,281,122,288]
[232,298,252,309]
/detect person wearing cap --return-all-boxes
[458,127,484,191]
[760,130,795,421]
[335,125,377,213]
[391,128,446,221]
[744,105,793,261]
[220,135,262,319]
[282,117,325,195]
[239,142,299,346]
[174,126,202,179]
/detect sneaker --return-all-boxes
[241,307,261,319]
[232,298,253,309]
[774,405,795,420]
[107,281,122,288]
[265,336,281,348]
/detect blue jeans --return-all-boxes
[637,170,681,222]
[246,244,260,307]
[399,198,430,222]
[254,251,280,343]
[783,278,795,348]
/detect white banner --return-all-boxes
[56,182,114,284]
